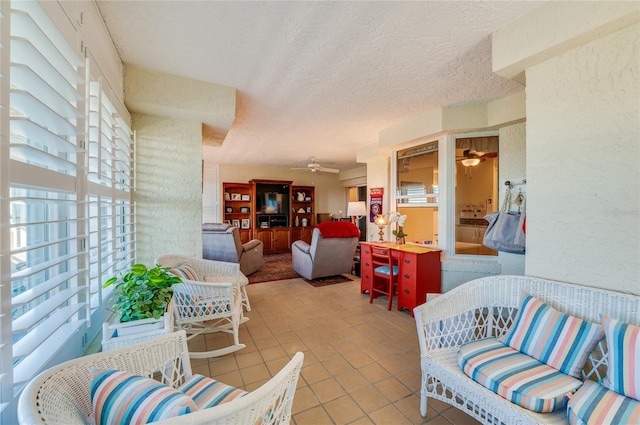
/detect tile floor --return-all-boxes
[187,277,482,425]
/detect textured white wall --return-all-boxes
[526,24,639,294]
[497,122,526,276]
[133,113,203,265]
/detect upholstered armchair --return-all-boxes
[292,221,359,280]
[202,223,264,276]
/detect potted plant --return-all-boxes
[101,263,182,350]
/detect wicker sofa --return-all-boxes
[414,275,639,425]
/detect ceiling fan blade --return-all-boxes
[317,166,340,173]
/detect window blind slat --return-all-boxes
[11,269,81,306]
[12,286,82,333]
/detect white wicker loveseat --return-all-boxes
[414,275,639,425]
[18,331,304,425]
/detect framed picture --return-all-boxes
[225,207,233,213]
[306,206,312,213]
[241,218,251,229]
[224,192,230,201]
[240,207,250,213]
[241,194,251,201]
[232,219,240,227]
[231,193,241,201]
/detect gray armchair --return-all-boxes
[202,223,264,275]
[292,221,359,280]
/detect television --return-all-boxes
[255,183,289,215]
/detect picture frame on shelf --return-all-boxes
[241,218,251,229]
[225,207,233,213]
[240,207,250,213]
[241,194,251,201]
[231,193,242,201]
[224,192,230,201]
[232,219,240,228]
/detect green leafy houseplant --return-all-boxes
[104,264,182,322]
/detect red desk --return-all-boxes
[360,242,441,315]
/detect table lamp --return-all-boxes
[374,214,388,241]
[346,201,367,225]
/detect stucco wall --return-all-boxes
[133,113,203,265]
[497,122,526,276]
[525,23,639,294]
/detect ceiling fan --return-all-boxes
[456,149,496,166]
[292,158,340,174]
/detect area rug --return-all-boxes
[248,253,299,284]
[303,274,353,288]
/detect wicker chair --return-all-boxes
[156,253,251,311]
[18,331,305,425]
[155,255,249,358]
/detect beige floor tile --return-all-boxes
[324,395,365,424]
[310,377,347,404]
[350,385,390,414]
[186,277,481,425]
[291,386,320,414]
[334,369,370,393]
[369,404,413,425]
[374,376,412,403]
[293,405,334,425]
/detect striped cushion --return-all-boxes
[170,263,200,281]
[458,338,583,412]
[567,380,640,425]
[374,265,398,276]
[91,368,196,425]
[178,374,247,409]
[498,293,604,378]
[602,316,640,400]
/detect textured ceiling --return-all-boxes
[96,1,543,172]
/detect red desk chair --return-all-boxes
[370,246,399,310]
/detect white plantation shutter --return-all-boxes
[0,1,135,421]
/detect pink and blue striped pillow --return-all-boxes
[458,338,583,412]
[170,263,200,281]
[91,368,196,425]
[602,316,640,401]
[567,380,640,425]
[178,374,248,409]
[498,293,604,378]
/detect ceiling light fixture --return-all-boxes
[461,158,481,167]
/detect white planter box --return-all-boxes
[101,314,171,351]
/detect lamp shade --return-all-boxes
[347,201,367,217]
[461,158,481,167]
[374,214,388,226]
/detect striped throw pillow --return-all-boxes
[498,293,604,378]
[91,368,196,425]
[458,338,583,412]
[602,316,640,401]
[178,374,248,410]
[567,380,640,425]
[170,263,200,281]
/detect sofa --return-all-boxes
[291,221,359,280]
[202,223,264,275]
[414,275,639,425]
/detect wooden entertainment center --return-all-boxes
[222,180,315,253]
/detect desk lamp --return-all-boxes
[374,214,388,241]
